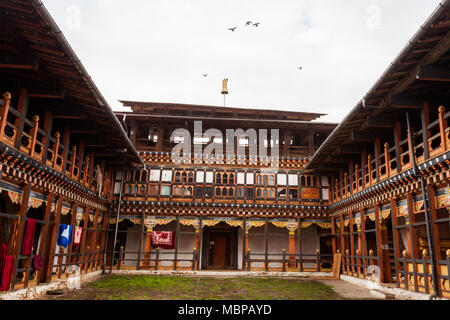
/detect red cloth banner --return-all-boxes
[73,226,83,248]
[151,231,176,249]
[21,218,36,255]
[0,255,13,291]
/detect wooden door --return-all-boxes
[212,235,227,267]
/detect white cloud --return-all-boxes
[42,0,443,122]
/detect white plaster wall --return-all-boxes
[124,224,140,267]
[147,223,196,268]
[246,224,320,269]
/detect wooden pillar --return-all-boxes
[0,92,11,141]
[70,146,77,178]
[80,207,90,273]
[406,193,419,258]
[83,156,90,185]
[52,132,61,168]
[354,165,359,192]
[298,217,303,271]
[361,209,368,272]
[384,143,390,177]
[63,202,77,275]
[349,212,355,274]
[264,215,269,272]
[143,226,152,268]
[9,183,31,290]
[61,127,71,173]
[156,127,164,151]
[331,216,337,254]
[29,115,40,158]
[37,192,53,284]
[390,197,401,288]
[374,204,385,283]
[421,102,430,159]
[43,196,63,283]
[340,214,345,255]
[174,213,180,270]
[375,138,381,182]
[41,111,53,163]
[288,228,295,267]
[368,154,373,186]
[428,186,442,260]
[349,160,354,194]
[394,122,402,172]
[197,214,203,270]
[14,88,29,149]
[361,150,367,188]
[344,172,348,198]
[137,210,145,269]
[77,141,85,183]
[438,106,447,152]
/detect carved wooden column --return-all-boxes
[288,227,296,267]
[374,204,385,283]
[438,106,447,152]
[384,143,390,178]
[29,115,39,158]
[143,225,152,267]
[0,92,11,141]
[52,132,60,168]
[43,196,63,283]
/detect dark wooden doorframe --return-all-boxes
[201,222,238,270]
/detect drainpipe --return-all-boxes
[111,172,125,273]
[406,112,440,299]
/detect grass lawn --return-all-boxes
[39,275,343,300]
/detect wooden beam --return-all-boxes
[366,115,398,128]
[391,31,450,96]
[351,131,379,142]
[389,95,423,109]
[416,64,450,82]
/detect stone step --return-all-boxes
[370,289,396,300]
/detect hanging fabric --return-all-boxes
[57,224,73,248]
[0,255,13,291]
[32,254,42,271]
[73,226,83,248]
[0,243,6,277]
[151,231,176,249]
[21,218,37,255]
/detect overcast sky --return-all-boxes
[42,0,442,122]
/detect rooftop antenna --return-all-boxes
[221,78,229,107]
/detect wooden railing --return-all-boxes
[341,249,379,280]
[398,249,450,298]
[245,249,332,272]
[335,105,447,201]
[0,91,106,196]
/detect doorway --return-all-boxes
[201,222,238,270]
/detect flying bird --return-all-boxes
[246,21,252,26]
[297,66,303,70]
[202,74,208,77]
[253,22,260,27]
[228,27,237,32]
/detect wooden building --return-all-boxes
[0,0,143,292]
[0,0,449,300]
[306,0,450,298]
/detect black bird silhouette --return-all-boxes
[246,21,252,26]
[228,27,237,32]
[253,22,260,27]
[297,66,303,70]
[202,74,208,77]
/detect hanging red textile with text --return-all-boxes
[151,231,176,249]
